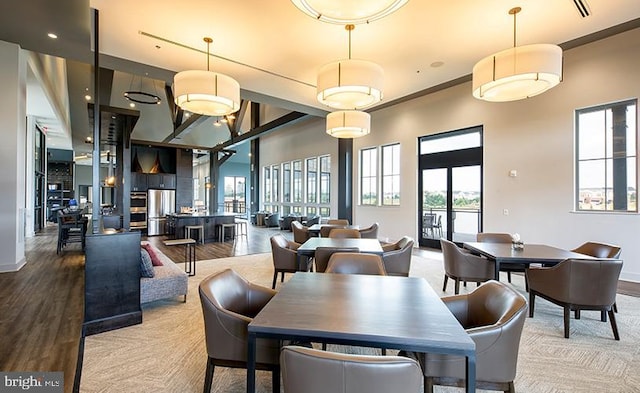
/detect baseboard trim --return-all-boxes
[618,280,640,297]
[0,258,26,273]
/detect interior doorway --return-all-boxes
[418,127,483,248]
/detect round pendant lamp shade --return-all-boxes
[326,110,370,138]
[317,59,384,109]
[173,70,240,116]
[472,44,562,102]
[291,0,409,24]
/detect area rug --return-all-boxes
[80,253,640,393]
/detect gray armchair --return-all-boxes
[328,228,361,238]
[406,280,527,393]
[359,222,379,239]
[571,241,622,315]
[265,213,280,228]
[526,258,623,340]
[270,234,308,289]
[314,246,359,273]
[441,238,494,294]
[327,219,350,225]
[281,346,422,393]
[381,236,414,277]
[199,269,281,393]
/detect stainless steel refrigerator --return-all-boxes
[147,189,175,236]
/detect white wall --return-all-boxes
[0,41,27,272]
[262,27,640,282]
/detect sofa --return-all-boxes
[140,241,189,304]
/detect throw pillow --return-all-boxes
[140,248,155,278]
[141,243,164,266]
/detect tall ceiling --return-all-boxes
[2,0,640,158]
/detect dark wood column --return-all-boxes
[250,139,260,216]
[338,138,353,222]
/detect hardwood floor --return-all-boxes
[0,222,285,393]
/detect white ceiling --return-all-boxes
[9,0,640,157]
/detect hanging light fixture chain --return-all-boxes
[204,37,213,71]
[345,24,355,59]
[509,7,521,48]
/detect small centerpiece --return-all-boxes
[511,233,524,251]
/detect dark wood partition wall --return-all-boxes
[338,138,353,223]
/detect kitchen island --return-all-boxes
[168,212,237,243]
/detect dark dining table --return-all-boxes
[296,237,383,270]
[247,272,476,393]
[307,223,360,237]
[462,242,596,280]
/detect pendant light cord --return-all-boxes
[204,37,213,71]
[346,24,355,59]
[509,7,521,48]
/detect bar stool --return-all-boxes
[218,223,236,242]
[185,224,204,244]
[235,218,248,237]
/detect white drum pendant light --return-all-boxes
[472,7,563,102]
[173,37,240,116]
[291,0,409,24]
[317,24,384,110]
[326,110,370,138]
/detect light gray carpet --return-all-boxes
[80,253,640,393]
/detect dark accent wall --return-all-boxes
[338,138,353,222]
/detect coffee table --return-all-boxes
[463,242,595,280]
[247,272,476,393]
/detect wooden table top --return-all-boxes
[297,237,383,256]
[463,242,595,263]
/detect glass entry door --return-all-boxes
[418,127,483,248]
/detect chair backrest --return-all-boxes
[476,232,512,243]
[320,225,335,237]
[270,234,298,270]
[198,269,279,363]
[440,238,494,280]
[291,220,310,244]
[328,228,361,239]
[305,215,320,226]
[561,258,623,306]
[325,253,387,275]
[281,346,422,393]
[314,247,359,273]
[382,236,414,277]
[359,222,379,239]
[572,241,621,259]
[327,219,350,225]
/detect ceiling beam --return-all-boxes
[227,99,249,138]
[162,113,209,143]
[212,111,309,152]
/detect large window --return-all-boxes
[272,165,279,203]
[382,143,400,205]
[306,157,317,204]
[293,160,302,203]
[282,162,291,203]
[319,155,331,205]
[576,99,637,212]
[263,167,271,203]
[360,147,378,205]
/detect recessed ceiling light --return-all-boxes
[430,61,445,68]
[129,103,136,108]
[47,33,58,39]
[84,95,92,101]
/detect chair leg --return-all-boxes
[454,279,460,295]
[564,306,571,338]
[613,302,618,313]
[507,381,516,393]
[609,309,620,340]
[280,272,285,283]
[601,310,607,322]
[575,310,580,320]
[271,365,280,393]
[424,376,434,393]
[442,275,448,292]
[528,292,535,317]
[203,358,214,393]
[507,271,512,283]
[272,271,278,289]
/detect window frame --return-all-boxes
[381,143,401,206]
[360,147,378,206]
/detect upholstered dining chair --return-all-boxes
[381,236,414,277]
[358,222,379,239]
[328,228,361,239]
[476,232,527,286]
[291,220,311,244]
[441,238,494,294]
[281,346,422,393]
[571,241,622,315]
[402,280,527,393]
[327,219,350,225]
[325,253,387,275]
[314,246,359,273]
[270,234,309,289]
[199,269,281,393]
[526,258,623,340]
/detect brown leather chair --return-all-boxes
[325,253,387,275]
[441,238,494,294]
[358,222,379,239]
[199,269,281,393]
[291,220,311,244]
[381,236,414,277]
[319,225,336,238]
[327,219,350,225]
[406,280,527,393]
[270,234,309,289]
[328,228,361,239]
[477,232,526,285]
[314,246,359,273]
[526,258,623,340]
[281,346,422,393]
[571,241,622,315]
